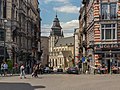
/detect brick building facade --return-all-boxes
[79,0,120,73]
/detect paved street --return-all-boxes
[0,74,120,90]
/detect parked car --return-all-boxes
[44,67,51,73]
[67,67,79,74]
[57,68,63,72]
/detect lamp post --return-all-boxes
[74,29,76,65]
[3,19,7,62]
[89,40,94,74]
[109,50,112,74]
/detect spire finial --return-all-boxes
[56,11,57,18]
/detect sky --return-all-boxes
[38,0,82,37]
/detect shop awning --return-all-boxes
[94,51,120,54]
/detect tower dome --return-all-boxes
[51,14,63,36]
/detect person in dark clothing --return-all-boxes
[1,62,4,76]
[32,64,39,77]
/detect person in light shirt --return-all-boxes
[3,62,8,76]
[20,64,26,79]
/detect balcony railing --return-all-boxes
[100,14,117,20]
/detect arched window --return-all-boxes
[56,59,57,67]
[60,58,61,64]
[53,59,54,66]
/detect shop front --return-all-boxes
[94,43,120,74]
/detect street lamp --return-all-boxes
[109,50,112,74]
[89,40,94,74]
[3,19,7,62]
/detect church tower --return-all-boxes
[49,14,63,52]
[51,14,62,36]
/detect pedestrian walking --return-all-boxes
[3,62,8,76]
[20,64,26,79]
[1,62,4,76]
[32,64,39,77]
[39,63,44,74]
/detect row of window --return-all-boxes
[54,48,67,52]
[0,24,118,42]
[49,59,62,67]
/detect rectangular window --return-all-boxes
[101,3,117,20]
[110,3,117,19]
[102,29,104,39]
[3,0,7,18]
[101,24,116,40]
[101,4,108,19]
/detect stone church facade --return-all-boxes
[49,15,74,71]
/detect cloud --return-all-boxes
[61,19,79,36]
[44,0,69,3]
[41,19,79,37]
[41,24,51,36]
[61,20,79,30]
[53,5,80,14]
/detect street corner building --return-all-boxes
[79,0,120,74]
[0,0,41,68]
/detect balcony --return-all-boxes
[11,20,19,30]
[100,14,117,20]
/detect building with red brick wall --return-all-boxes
[79,0,120,74]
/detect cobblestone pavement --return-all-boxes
[0,74,120,90]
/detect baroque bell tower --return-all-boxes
[49,14,63,52]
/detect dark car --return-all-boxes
[67,67,79,74]
[57,68,63,72]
